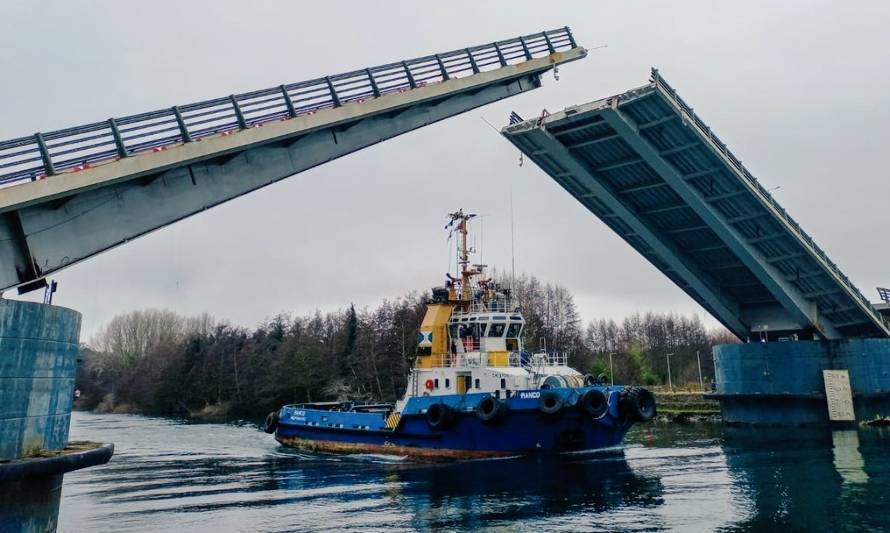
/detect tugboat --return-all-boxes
[265,210,656,460]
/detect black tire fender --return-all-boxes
[476,395,507,424]
[264,411,279,434]
[538,391,565,416]
[619,387,657,421]
[580,389,609,419]
[425,403,456,430]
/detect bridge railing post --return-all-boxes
[401,61,417,89]
[108,118,128,157]
[34,133,55,176]
[518,36,532,60]
[280,85,297,118]
[435,54,450,81]
[465,48,480,74]
[366,69,381,98]
[325,77,341,108]
[493,42,507,66]
[171,106,192,142]
[565,26,577,48]
[542,31,556,53]
[230,95,248,129]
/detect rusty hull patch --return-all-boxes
[276,435,514,462]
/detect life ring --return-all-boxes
[538,391,565,416]
[476,395,507,424]
[424,379,435,390]
[263,411,279,434]
[579,389,609,419]
[425,403,455,430]
[619,387,657,421]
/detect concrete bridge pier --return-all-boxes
[0,300,81,458]
[712,340,890,425]
[0,299,112,531]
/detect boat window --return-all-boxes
[475,378,480,389]
[477,323,488,336]
[493,315,507,321]
[434,378,439,389]
[445,378,450,389]
[449,325,459,338]
[506,323,522,338]
[469,317,477,321]
[500,378,506,389]
[488,323,506,337]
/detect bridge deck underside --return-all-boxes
[503,72,888,340]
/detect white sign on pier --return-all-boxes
[823,370,855,422]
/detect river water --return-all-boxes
[58,411,890,532]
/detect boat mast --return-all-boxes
[448,209,478,303]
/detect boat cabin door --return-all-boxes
[456,373,471,394]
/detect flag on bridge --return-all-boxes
[509,111,524,125]
[878,287,890,303]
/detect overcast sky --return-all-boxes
[2,1,889,341]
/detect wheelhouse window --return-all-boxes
[488,323,506,337]
[500,378,506,389]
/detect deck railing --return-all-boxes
[0,27,576,187]
[421,350,567,369]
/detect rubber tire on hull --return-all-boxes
[476,395,507,424]
[579,389,609,418]
[619,387,657,421]
[264,411,279,434]
[426,403,456,430]
[538,391,565,416]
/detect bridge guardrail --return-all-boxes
[0,28,576,187]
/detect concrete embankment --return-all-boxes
[652,391,721,423]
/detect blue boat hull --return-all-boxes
[274,388,642,460]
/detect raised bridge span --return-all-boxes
[0,28,585,295]
[503,69,890,341]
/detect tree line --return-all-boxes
[75,275,737,418]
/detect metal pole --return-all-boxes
[280,85,297,118]
[401,61,417,89]
[609,353,615,386]
[34,133,55,176]
[697,350,704,392]
[229,96,248,129]
[666,353,673,392]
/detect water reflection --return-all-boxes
[60,413,890,532]
[281,454,664,530]
[721,426,889,532]
[831,430,868,485]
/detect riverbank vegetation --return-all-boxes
[75,274,737,419]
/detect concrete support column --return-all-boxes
[0,299,81,460]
